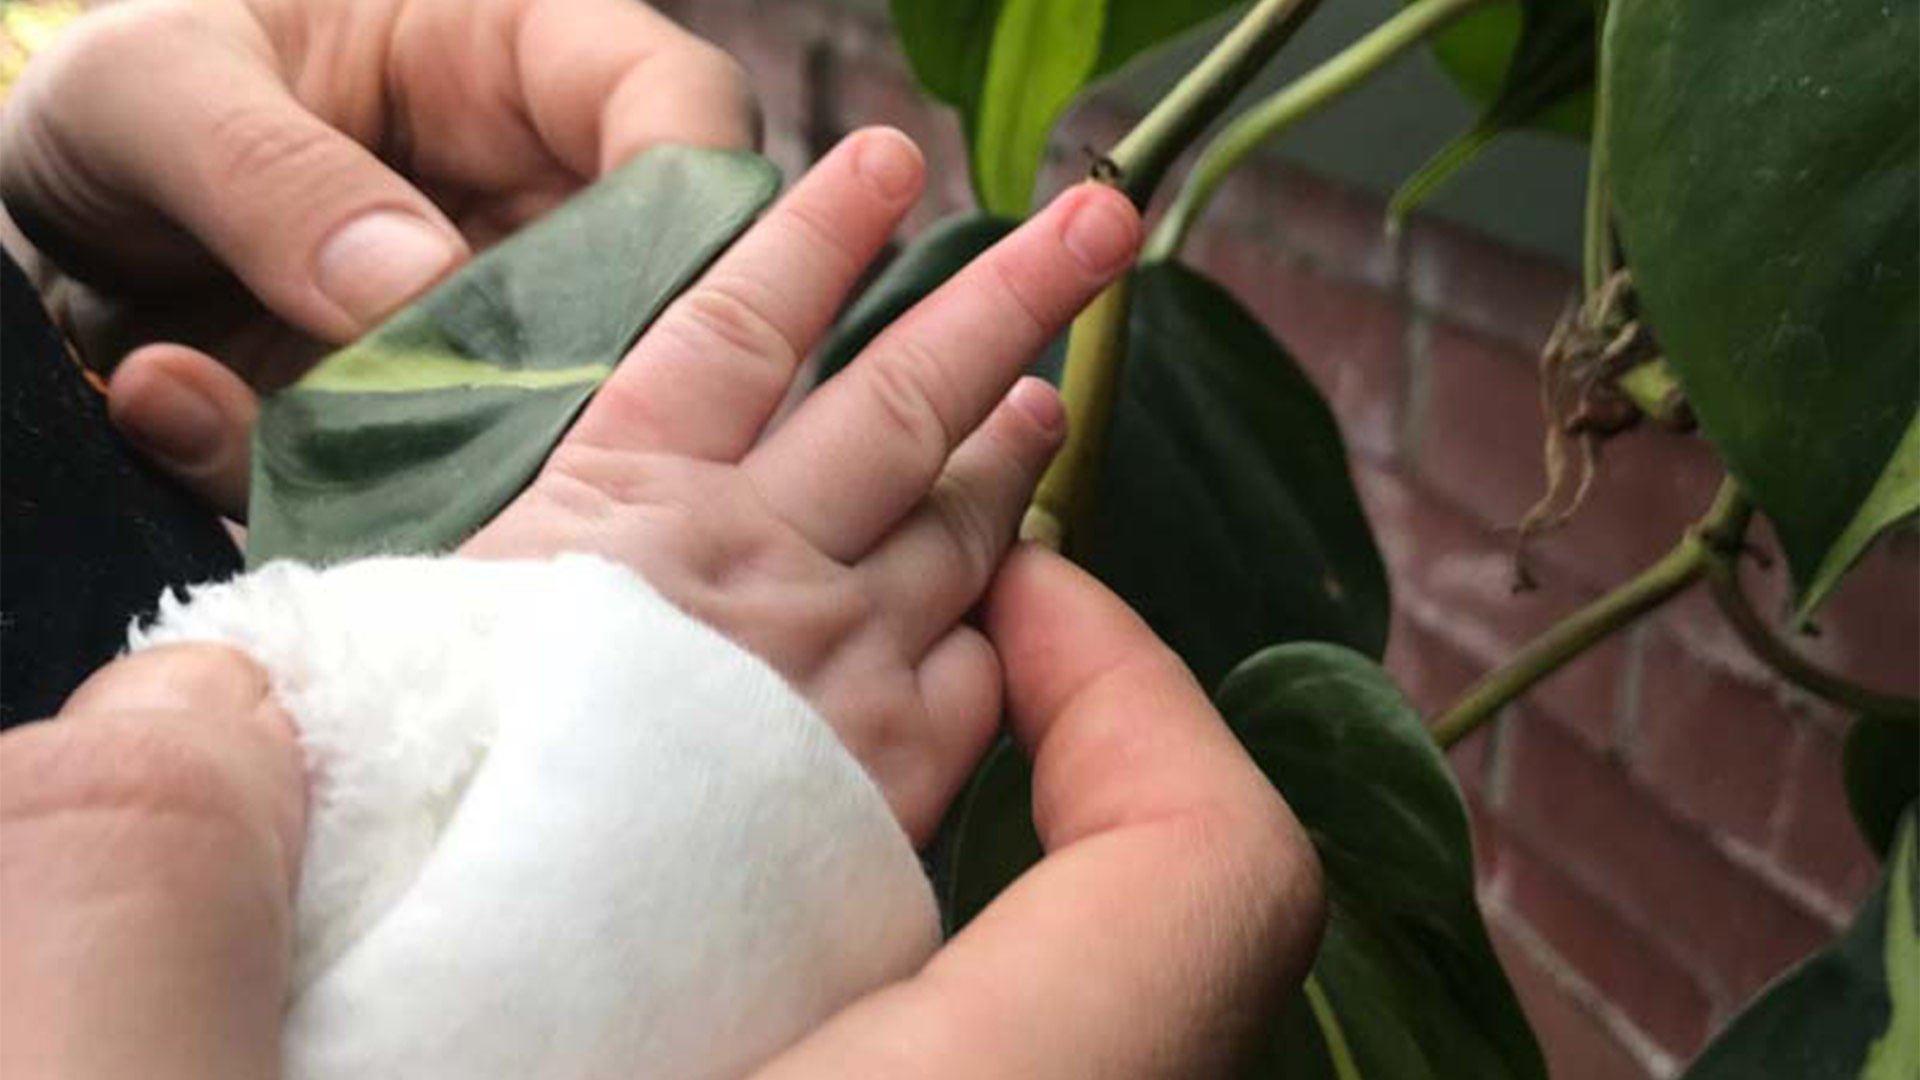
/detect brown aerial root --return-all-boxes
[1509,270,1667,592]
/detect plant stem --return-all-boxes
[1107,0,1325,209]
[1145,0,1495,263]
[1581,1,1615,296]
[1030,0,1331,551]
[1021,277,1132,547]
[1430,480,1750,748]
[1705,555,1920,719]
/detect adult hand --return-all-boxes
[0,553,1325,1080]
[749,546,1326,1079]
[465,128,1143,843]
[0,645,307,1078]
[0,0,757,514]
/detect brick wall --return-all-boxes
[666,3,1919,1077]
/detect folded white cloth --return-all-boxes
[130,554,939,1080]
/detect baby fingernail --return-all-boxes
[1062,189,1138,274]
[854,129,923,201]
[317,210,461,327]
[1010,377,1065,436]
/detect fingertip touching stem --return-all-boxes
[1034,0,1326,552]
[1145,0,1495,263]
[1022,276,1133,551]
[1107,0,1325,210]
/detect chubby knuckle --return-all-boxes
[984,255,1052,339]
[861,341,958,465]
[928,475,1003,583]
[541,441,653,507]
[669,281,796,372]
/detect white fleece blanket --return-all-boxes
[129,554,940,1080]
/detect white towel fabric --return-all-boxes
[129,554,940,1080]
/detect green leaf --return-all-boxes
[246,147,781,566]
[1679,812,1917,1080]
[1080,260,1389,687]
[821,217,1388,687]
[1391,0,1594,219]
[930,737,1042,933]
[971,0,1107,216]
[1419,0,1593,137]
[1845,716,1920,862]
[1798,416,1920,622]
[1218,644,1547,1079]
[1605,0,1919,605]
[889,0,1243,215]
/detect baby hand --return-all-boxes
[465,128,1141,841]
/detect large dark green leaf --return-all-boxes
[821,216,1388,688]
[1081,260,1388,686]
[1605,0,1919,612]
[888,0,1243,215]
[1680,812,1916,1080]
[247,147,781,566]
[1390,0,1594,219]
[1845,717,1920,862]
[1219,644,1547,1080]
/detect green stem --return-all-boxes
[1706,555,1920,719]
[1022,278,1132,548]
[1107,0,1325,209]
[1616,359,1689,428]
[1145,0,1495,263]
[1030,0,1331,551]
[1581,0,1615,296]
[1430,480,1750,748]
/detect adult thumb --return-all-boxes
[3,7,469,342]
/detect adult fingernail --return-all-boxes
[316,210,460,327]
[116,372,224,467]
[1010,376,1065,436]
[854,129,922,201]
[1061,189,1138,274]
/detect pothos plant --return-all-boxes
[243,0,1916,1076]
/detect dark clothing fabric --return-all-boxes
[1,253,242,729]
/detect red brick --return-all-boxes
[1773,722,1881,911]
[1793,536,1920,699]
[1534,429,1726,593]
[1502,838,1716,1057]
[1522,635,1631,753]
[1388,612,1487,718]
[1631,633,1800,848]
[1201,156,1400,289]
[1451,719,1494,797]
[1354,464,1607,671]
[1657,557,1796,689]
[1407,215,1578,353]
[1409,317,1727,597]
[1505,717,1831,1005]
[1190,235,1408,464]
[1470,793,1512,890]
[1489,918,1658,1080]
[1415,321,1553,532]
